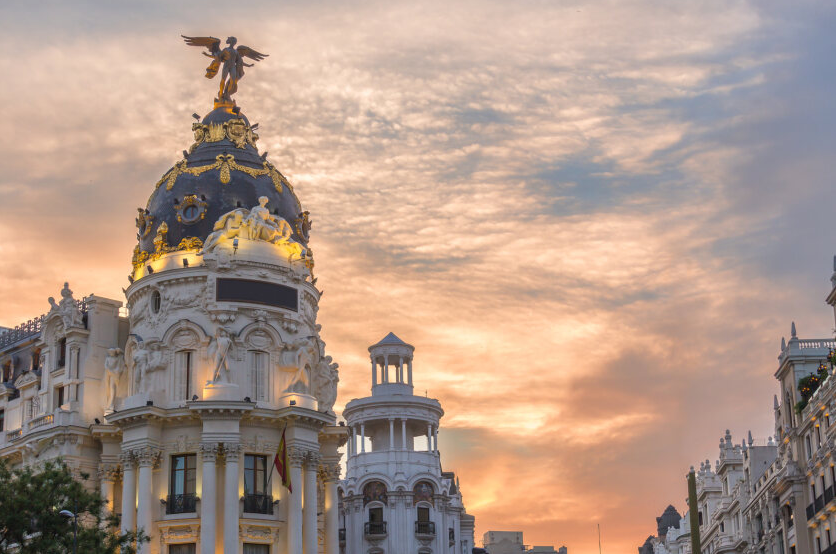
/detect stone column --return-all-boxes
[200,443,218,554]
[398,356,404,383]
[383,358,389,383]
[371,359,377,386]
[98,464,118,518]
[407,358,413,385]
[427,424,433,452]
[389,418,395,450]
[303,453,321,554]
[224,444,242,554]
[119,452,136,535]
[360,424,366,453]
[135,448,160,554]
[287,448,306,554]
[321,463,341,554]
[401,419,407,450]
[434,425,439,453]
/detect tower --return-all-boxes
[340,333,475,554]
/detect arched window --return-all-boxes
[151,290,162,313]
[57,338,67,368]
[174,350,193,401]
[248,351,269,402]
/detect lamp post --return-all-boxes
[59,504,78,554]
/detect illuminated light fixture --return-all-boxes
[233,238,239,254]
[183,258,189,268]
[289,400,296,406]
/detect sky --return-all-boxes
[1,0,835,552]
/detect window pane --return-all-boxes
[418,507,429,521]
[243,544,269,554]
[169,544,196,554]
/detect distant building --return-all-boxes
[483,531,566,554]
[639,257,836,554]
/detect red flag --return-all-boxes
[273,425,292,493]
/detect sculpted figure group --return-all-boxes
[199,197,306,264]
[48,282,83,329]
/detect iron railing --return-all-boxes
[0,298,89,351]
[415,521,436,535]
[364,521,387,536]
[243,493,273,514]
[166,493,197,514]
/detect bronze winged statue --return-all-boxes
[182,35,268,104]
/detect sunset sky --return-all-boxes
[1,1,836,552]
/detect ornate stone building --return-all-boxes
[0,88,348,552]
[641,258,836,554]
[339,333,475,554]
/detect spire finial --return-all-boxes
[781,337,786,350]
[791,321,797,338]
[747,430,754,446]
[774,394,779,409]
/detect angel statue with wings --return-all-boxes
[182,35,268,103]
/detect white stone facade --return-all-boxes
[339,333,475,554]
[645,258,836,554]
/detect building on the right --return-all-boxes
[640,256,836,554]
[482,531,567,554]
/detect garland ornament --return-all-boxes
[155,154,288,193]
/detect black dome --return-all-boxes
[136,105,305,257]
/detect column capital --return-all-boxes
[304,451,322,469]
[134,447,161,468]
[319,462,341,483]
[224,443,243,462]
[98,463,120,482]
[200,442,220,461]
[288,446,307,468]
[119,451,136,470]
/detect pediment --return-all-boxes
[14,370,40,390]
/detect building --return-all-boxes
[0,60,351,553]
[482,531,567,554]
[641,257,836,554]
[339,333,475,554]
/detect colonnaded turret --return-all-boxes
[339,333,476,553]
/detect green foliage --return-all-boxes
[0,458,148,554]
[795,363,833,414]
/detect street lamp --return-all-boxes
[59,508,77,554]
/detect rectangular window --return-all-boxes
[368,507,383,523]
[170,454,197,496]
[816,536,822,554]
[55,386,65,409]
[175,351,193,401]
[2,362,11,382]
[417,506,430,522]
[57,338,66,368]
[169,545,196,554]
[0,409,4,431]
[168,454,197,514]
[244,454,268,495]
[249,351,268,402]
[243,545,269,554]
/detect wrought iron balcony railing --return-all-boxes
[243,493,274,514]
[166,493,197,514]
[364,521,387,537]
[415,521,436,535]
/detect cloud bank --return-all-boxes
[1,0,836,551]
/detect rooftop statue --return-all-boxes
[182,35,268,103]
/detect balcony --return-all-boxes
[28,413,54,430]
[166,493,197,514]
[6,428,22,441]
[364,521,387,539]
[415,520,436,538]
[243,493,273,515]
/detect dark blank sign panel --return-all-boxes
[215,278,298,311]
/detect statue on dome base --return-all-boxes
[182,35,268,104]
[208,327,233,383]
[103,348,125,412]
